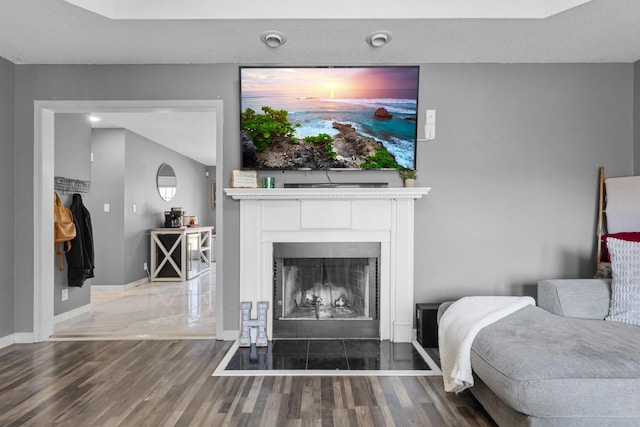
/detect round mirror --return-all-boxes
[157,163,177,201]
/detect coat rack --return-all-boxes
[54,176,91,194]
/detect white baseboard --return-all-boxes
[0,334,15,349]
[0,333,37,348]
[221,329,239,341]
[393,321,413,343]
[92,277,149,293]
[14,333,34,344]
[55,304,92,324]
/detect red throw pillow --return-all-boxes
[602,232,640,261]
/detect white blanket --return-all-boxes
[439,296,535,394]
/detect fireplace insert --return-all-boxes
[273,242,380,339]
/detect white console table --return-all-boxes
[150,226,214,282]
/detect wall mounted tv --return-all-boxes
[240,66,419,170]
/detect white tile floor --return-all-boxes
[53,264,216,340]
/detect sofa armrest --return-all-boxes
[537,279,611,319]
[437,301,454,324]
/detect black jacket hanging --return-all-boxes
[66,193,95,287]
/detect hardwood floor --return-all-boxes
[0,340,496,426]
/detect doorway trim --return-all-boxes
[33,99,224,341]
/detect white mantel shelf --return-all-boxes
[224,187,431,200]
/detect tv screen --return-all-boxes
[240,66,419,170]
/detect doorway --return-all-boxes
[33,100,225,341]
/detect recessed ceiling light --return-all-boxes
[261,30,286,48]
[366,31,392,47]
[89,115,101,122]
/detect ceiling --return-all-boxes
[61,0,592,20]
[91,111,217,166]
[4,0,640,167]
[1,0,640,64]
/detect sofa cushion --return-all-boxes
[606,237,640,326]
[537,279,610,319]
[471,305,640,418]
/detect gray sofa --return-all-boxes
[440,279,640,427]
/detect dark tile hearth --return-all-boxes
[224,339,436,372]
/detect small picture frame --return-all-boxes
[231,169,258,188]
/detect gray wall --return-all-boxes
[205,166,217,229]
[88,129,126,287]
[227,64,634,326]
[88,128,212,288]
[635,60,640,174]
[414,64,633,303]
[53,113,92,316]
[0,56,15,338]
[7,62,637,338]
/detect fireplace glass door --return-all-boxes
[273,242,380,339]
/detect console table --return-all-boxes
[150,226,214,281]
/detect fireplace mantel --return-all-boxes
[224,186,431,342]
[225,187,431,201]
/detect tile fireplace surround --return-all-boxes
[225,187,431,343]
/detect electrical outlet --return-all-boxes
[426,109,436,124]
[61,289,69,301]
[143,262,148,271]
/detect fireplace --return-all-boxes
[273,242,379,338]
[224,187,430,342]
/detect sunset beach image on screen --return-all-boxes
[240,66,419,170]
